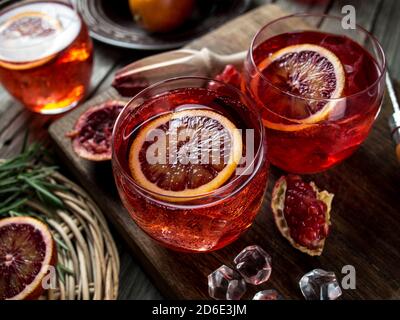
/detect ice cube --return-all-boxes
[233,245,272,285]
[253,289,283,300]
[208,265,246,300]
[299,269,342,300]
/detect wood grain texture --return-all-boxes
[48,3,400,299]
[369,0,400,81]
[274,0,332,15]
[320,0,382,43]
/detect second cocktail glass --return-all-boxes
[243,14,386,173]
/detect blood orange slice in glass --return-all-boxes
[271,175,334,256]
[254,44,345,131]
[0,216,57,300]
[129,109,242,201]
[0,11,62,70]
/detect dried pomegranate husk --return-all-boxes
[67,100,125,161]
[271,175,334,256]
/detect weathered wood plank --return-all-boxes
[320,0,382,42]
[118,246,163,300]
[370,0,400,81]
[275,0,332,15]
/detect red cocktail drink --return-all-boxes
[243,15,386,173]
[112,77,268,252]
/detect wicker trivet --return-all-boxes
[27,171,120,300]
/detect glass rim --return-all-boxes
[249,13,387,103]
[111,76,267,203]
[0,0,81,53]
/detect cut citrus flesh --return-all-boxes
[67,100,125,161]
[0,216,57,300]
[129,109,243,201]
[0,11,62,70]
[271,175,334,256]
[254,44,345,131]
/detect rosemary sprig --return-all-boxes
[54,236,69,252]
[0,198,27,215]
[0,144,73,281]
[0,144,64,216]
[56,264,74,284]
[19,176,64,208]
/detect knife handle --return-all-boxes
[396,144,400,162]
[389,112,400,162]
[391,126,400,162]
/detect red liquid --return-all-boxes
[113,88,268,252]
[245,31,384,173]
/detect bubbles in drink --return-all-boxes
[0,2,81,63]
[1,14,56,39]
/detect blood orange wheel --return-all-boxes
[0,11,62,70]
[254,44,345,131]
[129,109,243,201]
[0,216,57,300]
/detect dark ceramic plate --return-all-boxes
[74,0,251,50]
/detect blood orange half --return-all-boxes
[254,44,345,131]
[0,216,57,300]
[129,109,242,201]
[67,101,125,161]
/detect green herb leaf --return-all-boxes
[0,198,27,215]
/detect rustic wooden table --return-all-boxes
[0,0,399,299]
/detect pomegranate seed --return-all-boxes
[282,175,329,248]
[214,65,242,89]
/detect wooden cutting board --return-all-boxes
[49,4,400,299]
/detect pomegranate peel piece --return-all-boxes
[271,175,334,256]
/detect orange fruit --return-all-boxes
[128,0,194,33]
[254,44,345,131]
[0,216,57,300]
[129,109,242,201]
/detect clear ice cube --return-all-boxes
[233,245,272,285]
[299,269,342,300]
[253,289,283,300]
[208,265,246,300]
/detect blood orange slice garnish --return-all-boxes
[271,175,334,256]
[129,109,242,201]
[0,216,57,300]
[254,44,345,131]
[0,11,62,70]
